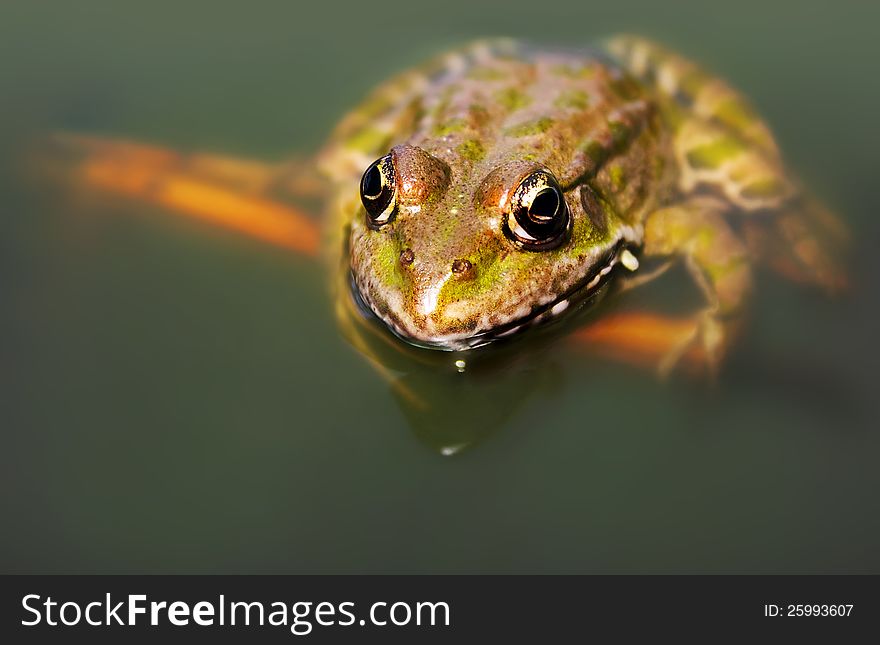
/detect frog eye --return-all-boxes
[504,170,570,250]
[360,154,397,228]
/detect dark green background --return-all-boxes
[2,0,878,572]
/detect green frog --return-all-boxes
[314,37,845,374]
[41,37,847,449]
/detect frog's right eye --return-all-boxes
[360,154,397,228]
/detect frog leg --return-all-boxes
[569,311,707,372]
[639,195,752,375]
[35,132,323,256]
[614,258,675,293]
[741,194,849,292]
[569,197,749,375]
[672,113,848,294]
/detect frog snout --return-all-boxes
[396,249,473,279]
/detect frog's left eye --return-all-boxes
[360,154,397,228]
[503,170,570,250]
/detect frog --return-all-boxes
[38,36,847,446]
[316,37,846,372]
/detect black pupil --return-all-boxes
[362,165,383,199]
[528,188,560,222]
[509,174,569,248]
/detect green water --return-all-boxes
[3,1,879,573]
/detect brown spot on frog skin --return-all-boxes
[400,248,414,265]
[451,258,474,277]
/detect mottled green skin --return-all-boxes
[318,38,842,358]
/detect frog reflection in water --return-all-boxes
[43,37,847,454]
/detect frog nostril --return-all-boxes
[451,258,473,276]
[399,248,415,265]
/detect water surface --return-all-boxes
[2,0,879,573]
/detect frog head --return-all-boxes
[349,143,628,350]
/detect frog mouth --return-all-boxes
[349,243,626,351]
